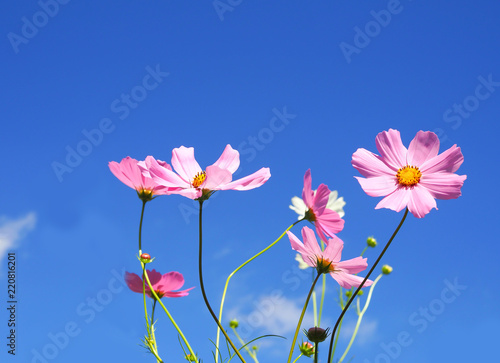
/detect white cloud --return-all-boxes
[340,316,378,345]
[0,212,36,260]
[226,293,315,338]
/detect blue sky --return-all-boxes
[1,1,499,362]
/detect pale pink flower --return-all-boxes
[143,145,271,200]
[109,157,177,200]
[125,269,194,299]
[352,129,467,218]
[287,226,372,289]
[299,169,344,243]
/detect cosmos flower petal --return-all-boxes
[302,169,314,208]
[420,173,467,200]
[352,148,396,177]
[316,209,345,236]
[313,184,331,215]
[219,167,271,191]
[420,145,464,174]
[290,196,307,219]
[212,144,240,174]
[163,287,195,298]
[147,157,189,188]
[326,191,346,218]
[157,271,186,292]
[124,270,193,299]
[171,146,203,182]
[331,272,373,289]
[301,226,323,257]
[323,235,344,262]
[355,175,398,197]
[124,272,146,293]
[336,256,369,274]
[407,131,440,166]
[406,185,438,218]
[375,188,411,212]
[375,129,408,170]
[204,165,233,190]
[287,231,313,267]
[109,157,142,190]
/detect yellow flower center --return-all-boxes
[192,171,206,188]
[396,165,421,187]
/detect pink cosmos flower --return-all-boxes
[124,269,194,299]
[300,169,344,243]
[143,145,271,200]
[287,226,372,289]
[109,157,178,200]
[352,129,467,218]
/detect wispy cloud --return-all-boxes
[340,316,378,345]
[0,212,36,262]
[227,294,315,338]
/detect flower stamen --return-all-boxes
[192,171,206,188]
[396,165,421,187]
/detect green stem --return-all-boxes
[215,220,302,362]
[287,273,322,363]
[138,200,146,252]
[197,200,246,363]
[314,342,319,363]
[150,299,160,362]
[292,353,303,363]
[327,208,409,363]
[338,274,383,363]
[318,239,327,326]
[142,268,196,361]
[231,327,259,363]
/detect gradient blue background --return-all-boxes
[1,1,499,362]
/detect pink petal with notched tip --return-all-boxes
[375,129,408,170]
[212,144,240,174]
[420,145,464,174]
[375,188,411,212]
[336,256,369,275]
[323,235,344,263]
[204,165,233,190]
[316,209,344,238]
[331,272,373,289]
[219,167,271,191]
[420,173,467,200]
[157,271,186,292]
[163,287,195,298]
[147,157,189,188]
[407,185,437,218]
[352,148,396,177]
[354,175,398,197]
[407,131,440,166]
[313,184,331,216]
[302,169,314,208]
[171,146,203,182]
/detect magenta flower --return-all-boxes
[109,157,178,201]
[143,145,271,200]
[352,129,467,218]
[125,269,194,299]
[300,169,344,243]
[287,226,372,289]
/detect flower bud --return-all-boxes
[229,319,239,328]
[382,264,393,275]
[139,253,153,264]
[345,290,352,298]
[185,353,197,362]
[367,236,377,247]
[304,327,330,343]
[299,341,315,357]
